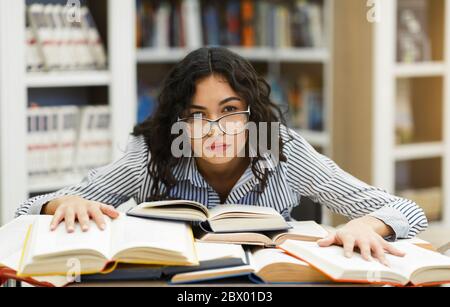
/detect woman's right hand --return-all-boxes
[41,195,120,233]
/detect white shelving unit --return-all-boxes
[373,0,450,227]
[0,0,137,225]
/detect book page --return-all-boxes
[209,205,279,219]
[28,215,112,261]
[135,200,208,215]
[110,214,196,262]
[387,242,450,278]
[251,248,309,273]
[0,216,37,266]
[280,241,402,281]
[271,221,329,242]
[195,242,246,263]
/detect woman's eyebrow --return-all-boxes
[218,96,242,105]
[190,97,242,109]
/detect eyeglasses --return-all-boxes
[177,107,251,139]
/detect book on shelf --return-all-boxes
[127,200,291,233]
[395,78,415,144]
[75,105,113,174]
[26,3,107,72]
[279,240,450,287]
[275,74,324,131]
[197,221,329,247]
[136,0,186,48]
[201,0,323,48]
[17,214,198,277]
[169,247,331,284]
[397,0,431,63]
[26,105,112,187]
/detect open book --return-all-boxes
[127,200,291,233]
[279,240,450,287]
[18,214,198,277]
[170,247,331,284]
[197,221,329,247]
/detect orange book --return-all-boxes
[278,240,450,287]
[241,0,255,47]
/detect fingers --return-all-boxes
[50,209,65,231]
[341,235,355,258]
[317,233,336,247]
[89,206,106,230]
[100,204,120,219]
[358,241,372,262]
[65,208,76,233]
[76,208,90,232]
[372,241,390,267]
[382,240,406,257]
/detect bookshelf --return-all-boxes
[333,0,450,227]
[0,0,136,224]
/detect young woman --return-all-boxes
[17,47,428,266]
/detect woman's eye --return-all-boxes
[223,106,238,113]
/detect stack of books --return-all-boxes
[1,200,450,287]
[26,3,107,72]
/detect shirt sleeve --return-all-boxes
[15,135,149,217]
[284,129,428,240]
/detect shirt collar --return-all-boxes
[171,153,278,190]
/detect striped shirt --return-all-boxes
[16,126,428,240]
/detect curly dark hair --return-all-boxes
[133,47,291,201]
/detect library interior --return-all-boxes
[0,0,449,288]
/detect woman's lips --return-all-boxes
[208,143,230,152]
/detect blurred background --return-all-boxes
[0,0,448,242]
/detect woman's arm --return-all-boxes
[283,128,428,263]
[15,135,149,229]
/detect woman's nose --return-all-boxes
[207,122,223,137]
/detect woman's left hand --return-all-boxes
[317,216,406,266]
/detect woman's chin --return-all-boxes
[197,154,237,165]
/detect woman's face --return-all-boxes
[183,74,249,165]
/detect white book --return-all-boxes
[28,4,54,71]
[58,106,80,179]
[60,5,82,69]
[279,240,450,286]
[75,106,112,174]
[155,1,171,48]
[26,11,45,71]
[308,3,324,48]
[54,5,76,70]
[18,214,197,277]
[27,107,59,184]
